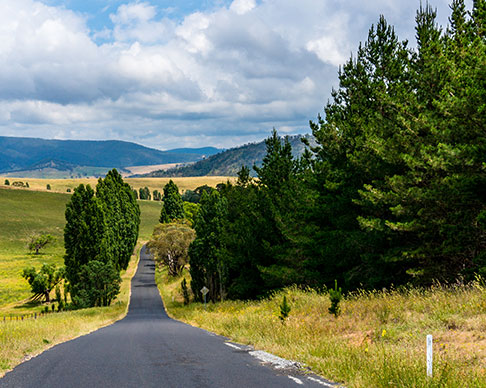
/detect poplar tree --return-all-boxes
[96,169,140,271]
[160,180,184,223]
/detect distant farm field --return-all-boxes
[0,176,234,195]
[0,187,163,309]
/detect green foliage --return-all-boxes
[4,179,9,185]
[64,171,140,308]
[160,180,184,223]
[96,169,140,271]
[22,264,63,302]
[71,260,121,308]
[189,190,228,302]
[176,2,486,300]
[182,185,214,203]
[147,223,195,277]
[64,184,107,290]
[328,280,342,317]
[28,234,55,255]
[279,295,291,322]
[46,184,51,190]
[153,189,162,201]
[183,201,200,226]
[139,186,151,200]
[181,278,190,305]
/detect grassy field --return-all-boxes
[0,187,161,310]
[0,244,140,377]
[157,268,486,388]
[0,176,234,195]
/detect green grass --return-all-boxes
[0,244,140,377]
[0,187,161,309]
[0,189,69,306]
[157,268,486,388]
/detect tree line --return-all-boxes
[24,169,140,309]
[183,1,486,301]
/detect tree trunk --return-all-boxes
[44,291,50,303]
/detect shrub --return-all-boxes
[279,295,291,322]
[328,280,343,317]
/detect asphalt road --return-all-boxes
[0,246,337,388]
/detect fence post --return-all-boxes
[427,334,433,378]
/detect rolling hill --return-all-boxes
[141,135,313,177]
[0,136,221,177]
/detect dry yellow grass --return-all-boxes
[0,244,141,377]
[157,268,486,388]
[0,176,234,194]
[122,163,181,176]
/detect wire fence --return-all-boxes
[1,309,61,323]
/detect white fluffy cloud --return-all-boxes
[0,0,462,149]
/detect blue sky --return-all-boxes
[0,0,463,150]
[40,0,234,32]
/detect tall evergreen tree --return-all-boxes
[160,180,184,223]
[189,190,228,302]
[96,169,140,271]
[64,184,108,292]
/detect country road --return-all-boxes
[0,246,337,388]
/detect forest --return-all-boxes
[152,1,486,301]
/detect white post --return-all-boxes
[426,334,433,377]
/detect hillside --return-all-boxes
[142,135,313,177]
[0,136,221,175]
[0,186,161,307]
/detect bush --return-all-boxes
[71,261,121,308]
[328,280,343,317]
[46,184,51,190]
[279,295,291,322]
[4,179,9,186]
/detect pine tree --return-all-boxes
[189,190,228,302]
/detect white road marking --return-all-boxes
[307,376,337,387]
[288,376,304,385]
[249,350,301,369]
[224,342,242,350]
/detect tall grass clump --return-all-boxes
[156,268,486,388]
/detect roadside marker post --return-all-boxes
[426,334,433,378]
[200,286,209,309]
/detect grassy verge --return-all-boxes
[0,244,141,377]
[156,268,486,388]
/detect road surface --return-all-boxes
[0,246,337,388]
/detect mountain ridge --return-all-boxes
[0,136,221,174]
[140,134,313,178]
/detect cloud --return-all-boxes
[0,0,463,149]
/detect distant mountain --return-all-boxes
[0,136,221,175]
[167,147,222,156]
[141,135,313,177]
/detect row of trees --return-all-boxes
[187,1,486,301]
[64,169,140,307]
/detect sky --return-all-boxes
[0,0,463,150]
